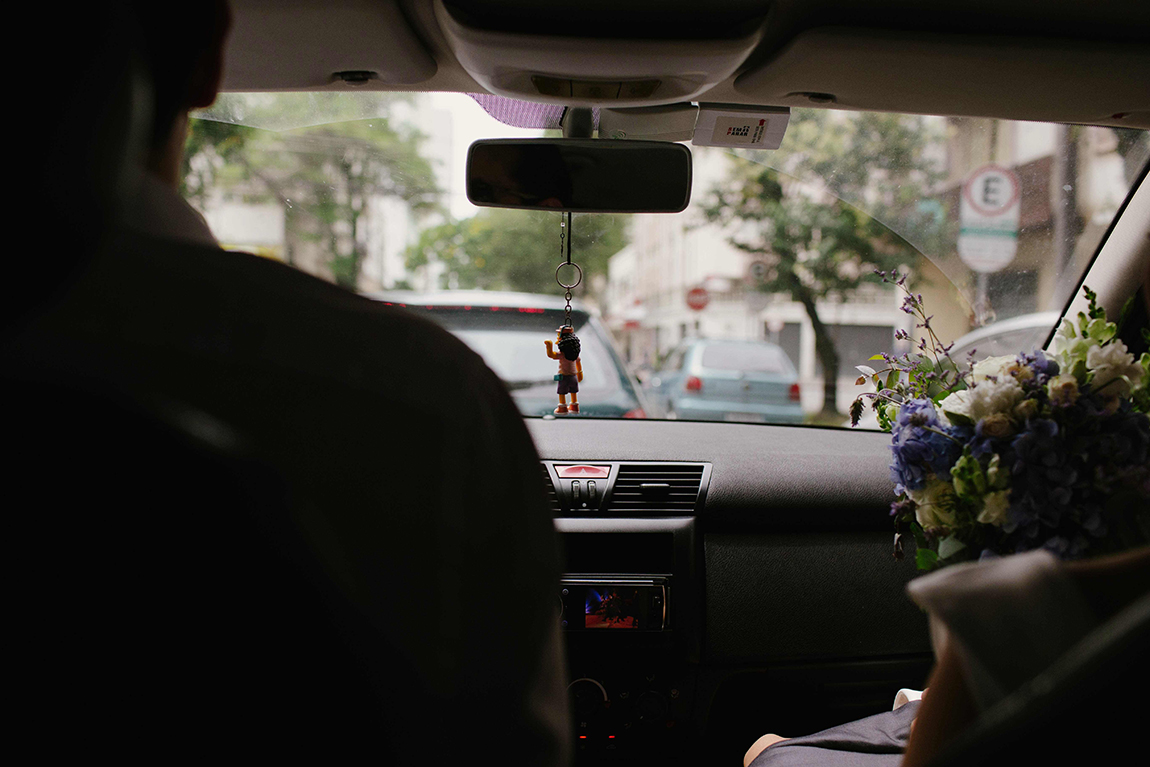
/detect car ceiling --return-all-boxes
[222,0,1150,128]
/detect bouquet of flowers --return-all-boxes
[852,275,1150,570]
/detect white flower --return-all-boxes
[967,378,1024,421]
[1047,374,1079,406]
[979,412,1015,438]
[939,378,1024,425]
[977,490,1011,527]
[971,355,1017,384]
[909,477,958,530]
[1087,341,1143,397]
[986,454,1008,490]
[938,389,972,425]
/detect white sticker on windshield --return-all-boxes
[693,106,789,149]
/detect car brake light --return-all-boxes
[622,408,646,419]
[685,376,703,393]
[789,382,801,402]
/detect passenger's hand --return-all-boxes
[577,372,583,382]
[744,734,789,766]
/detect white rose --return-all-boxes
[909,477,958,530]
[1087,341,1143,397]
[971,355,1017,384]
[938,389,972,424]
[977,490,1011,527]
[967,378,1024,422]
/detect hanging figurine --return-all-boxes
[548,212,584,415]
[545,325,582,414]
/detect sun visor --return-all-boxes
[735,28,1150,129]
[434,0,763,107]
[222,0,436,90]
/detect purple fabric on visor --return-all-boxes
[468,93,600,131]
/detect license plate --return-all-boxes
[724,412,766,423]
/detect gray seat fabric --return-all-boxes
[928,590,1150,766]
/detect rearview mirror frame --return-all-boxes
[466,138,692,214]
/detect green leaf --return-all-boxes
[886,369,901,390]
[869,354,886,361]
[910,520,929,548]
[1071,358,1089,384]
[943,410,974,428]
[1118,295,1136,334]
[937,535,967,559]
[916,548,939,571]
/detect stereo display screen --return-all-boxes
[584,585,659,630]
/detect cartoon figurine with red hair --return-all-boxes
[544,325,583,414]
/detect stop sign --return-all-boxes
[686,287,709,311]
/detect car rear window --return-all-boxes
[700,343,793,373]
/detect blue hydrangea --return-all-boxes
[1020,350,1059,388]
[1006,418,1075,536]
[889,399,964,494]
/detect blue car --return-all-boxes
[647,339,804,424]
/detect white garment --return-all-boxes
[124,173,217,246]
[905,550,1097,712]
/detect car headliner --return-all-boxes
[221,0,1150,129]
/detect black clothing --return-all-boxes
[750,702,919,767]
[11,231,568,762]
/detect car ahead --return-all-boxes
[366,290,648,419]
[949,311,1062,363]
[647,339,803,424]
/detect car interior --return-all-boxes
[11,1,1149,764]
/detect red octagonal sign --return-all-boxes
[686,287,709,311]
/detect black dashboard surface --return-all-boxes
[528,418,895,529]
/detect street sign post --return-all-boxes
[959,164,1021,324]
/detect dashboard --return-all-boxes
[531,418,932,763]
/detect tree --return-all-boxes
[703,110,948,415]
[405,209,629,298]
[183,93,439,288]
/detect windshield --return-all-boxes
[186,92,1148,426]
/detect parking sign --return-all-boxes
[958,164,1021,274]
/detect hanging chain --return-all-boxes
[555,211,581,328]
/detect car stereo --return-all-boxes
[559,576,668,632]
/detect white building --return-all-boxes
[604,149,909,415]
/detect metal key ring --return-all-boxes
[555,262,582,290]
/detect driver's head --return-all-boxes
[132,1,231,156]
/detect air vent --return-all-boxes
[542,464,561,514]
[608,463,705,513]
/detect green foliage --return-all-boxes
[950,450,986,505]
[184,93,439,288]
[405,209,629,296]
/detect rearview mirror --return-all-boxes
[467,139,692,213]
